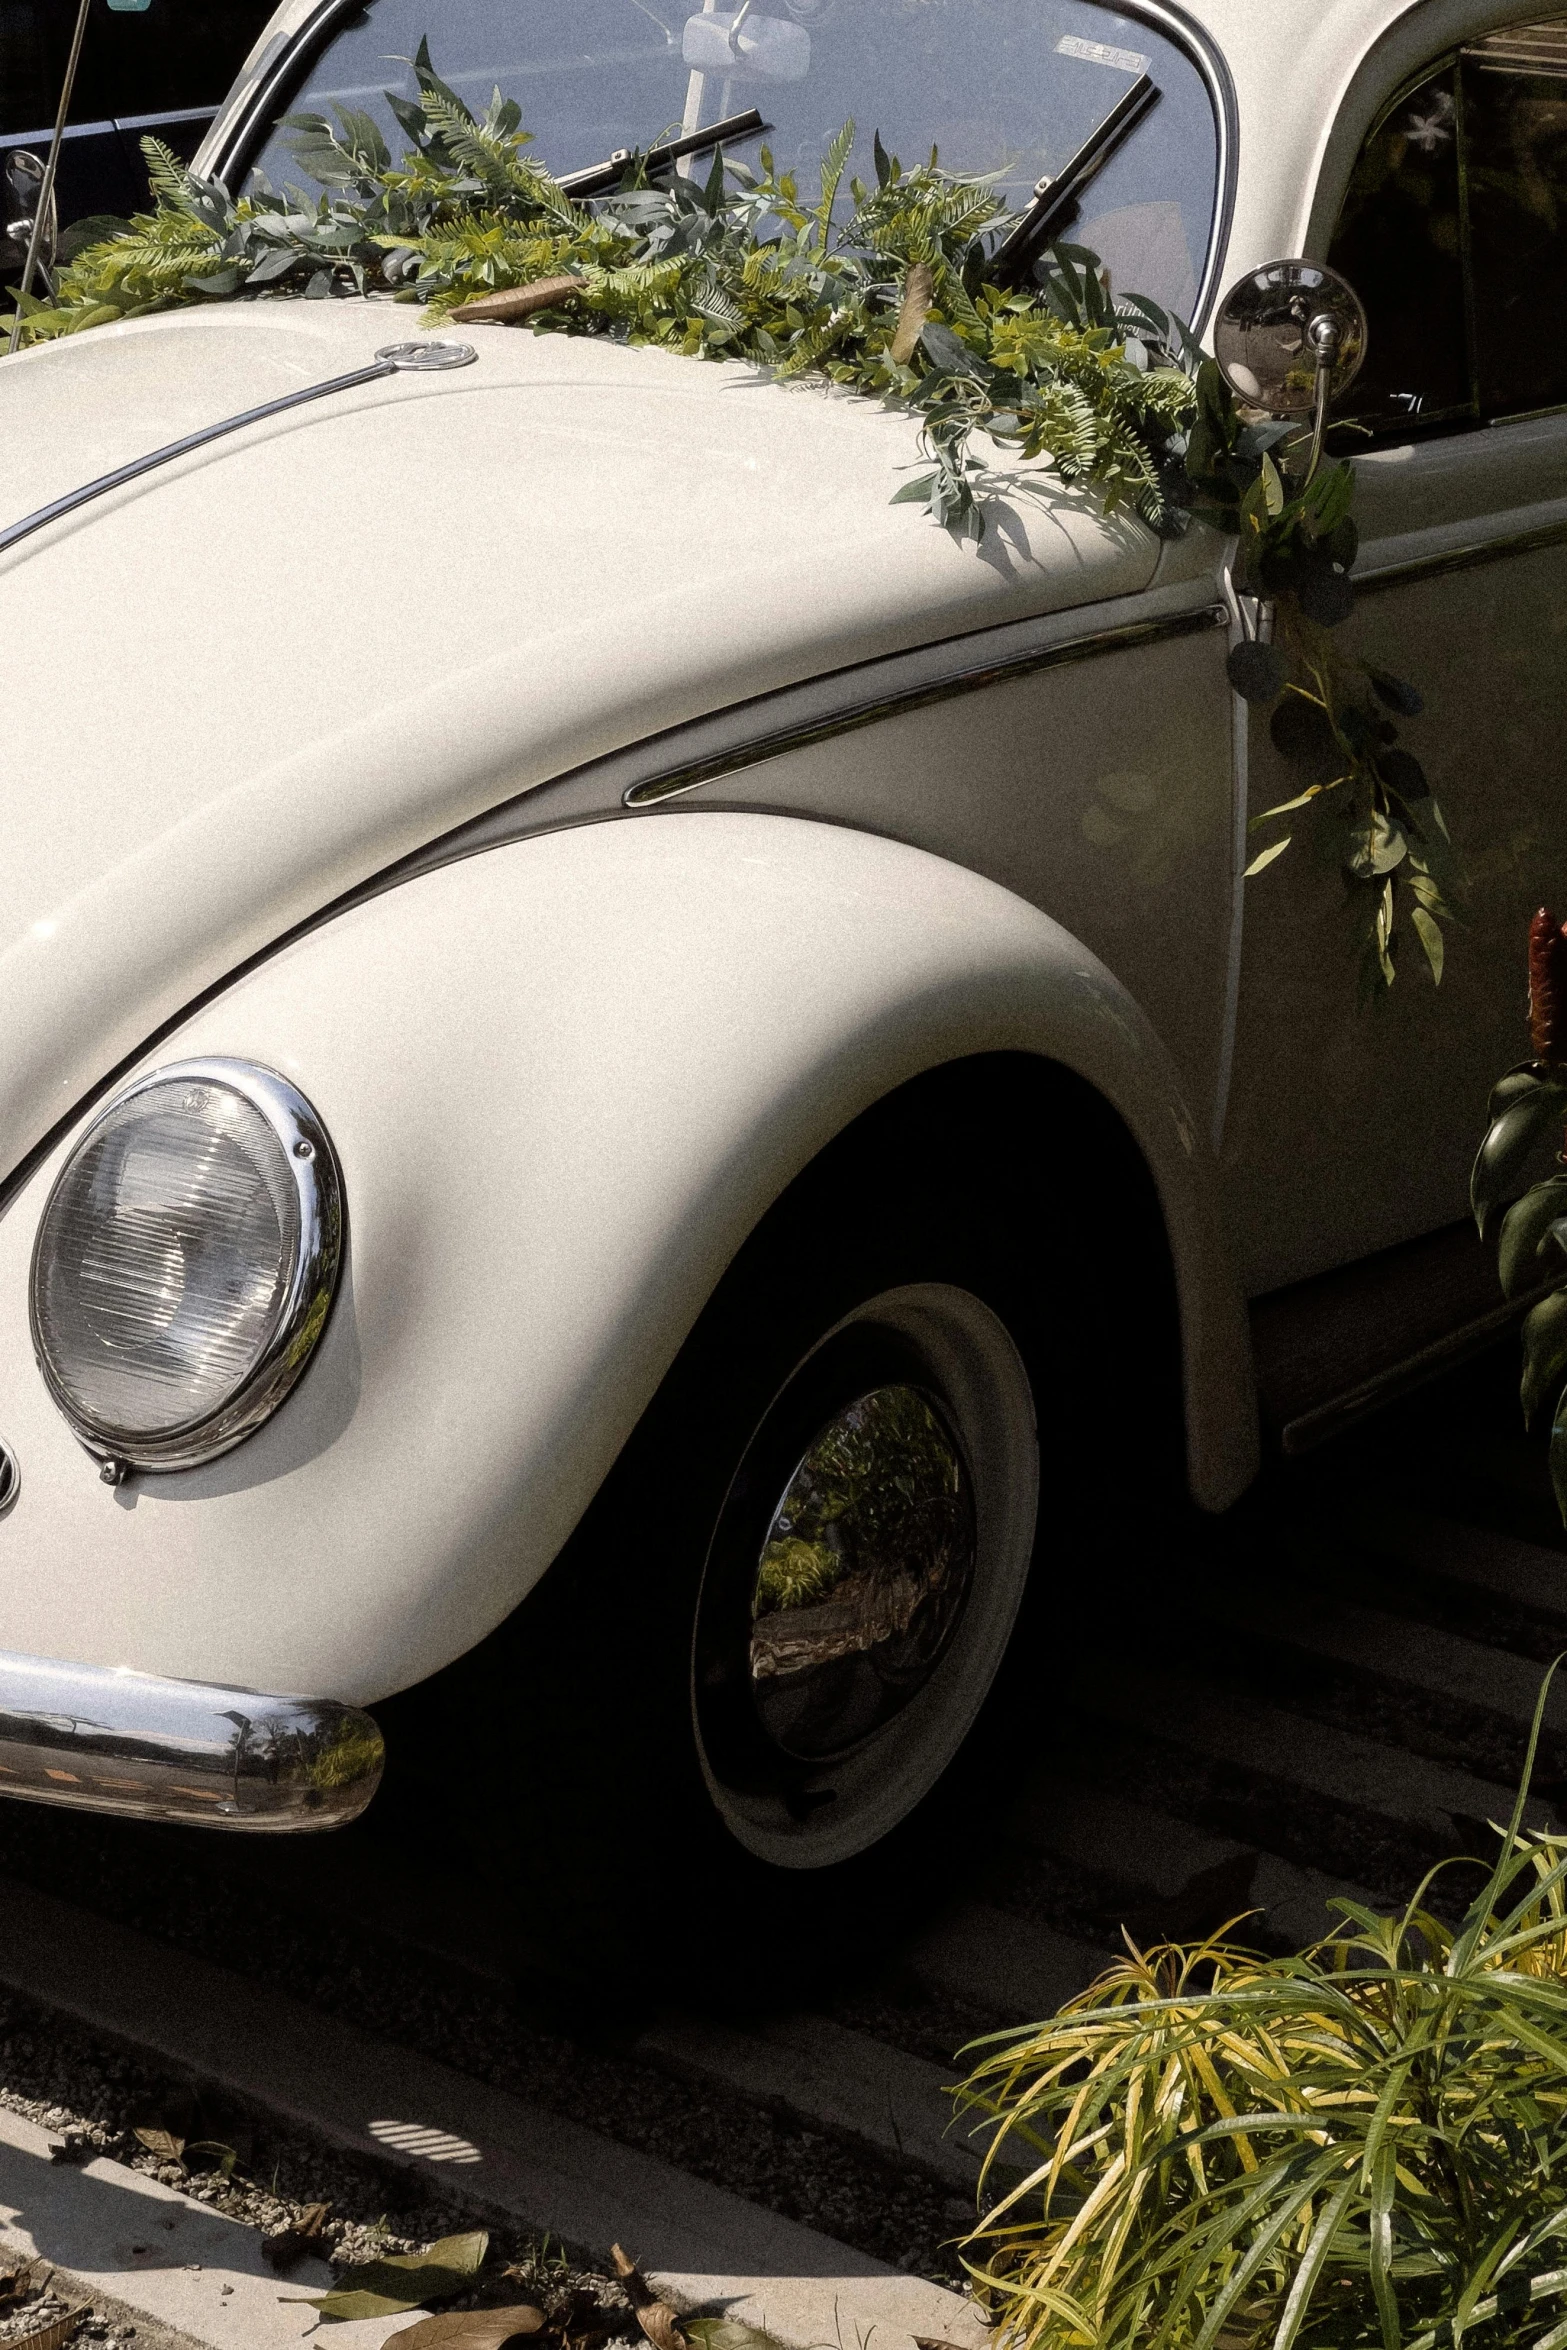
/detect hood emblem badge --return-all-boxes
[0,339,477,561]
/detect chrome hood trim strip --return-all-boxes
[0,339,475,560]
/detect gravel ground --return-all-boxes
[0,1983,647,2347]
[0,2264,206,2350]
[0,1804,977,2285]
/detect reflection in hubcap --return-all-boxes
[748,1385,975,1763]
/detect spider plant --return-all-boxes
[952,1668,1567,2350]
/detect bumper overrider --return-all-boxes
[0,1649,383,1831]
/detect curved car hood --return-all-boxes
[0,298,1157,1186]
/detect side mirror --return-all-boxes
[1213,257,1367,476]
[2,149,58,291]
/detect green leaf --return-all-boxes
[1259,448,1285,516]
[1345,809,1407,878]
[1411,904,1444,985]
[1244,836,1292,877]
[1497,1176,1567,1299]
[285,2230,489,2323]
[1521,1289,1567,1427]
[1368,2136,1402,2350]
[1472,1086,1567,1239]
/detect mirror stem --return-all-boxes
[6,0,93,357]
[1301,311,1342,489]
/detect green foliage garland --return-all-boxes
[4,47,1199,543]
[1,43,1455,987]
[1183,368,1457,994]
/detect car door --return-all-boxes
[1218,13,1567,1298]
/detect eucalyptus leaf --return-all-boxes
[245,244,301,285]
[1411,903,1444,985]
[1497,1176,1567,1299]
[1243,836,1292,877]
[1472,1088,1567,1238]
[1226,640,1285,704]
[1368,665,1424,717]
[1345,810,1407,879]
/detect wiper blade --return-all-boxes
[991,72,1159,286]
[558,105,769,197]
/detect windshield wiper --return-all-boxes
[558,105,769,197]
[991,71,1159,286]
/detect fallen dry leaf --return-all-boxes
[889,260,935,366]
[451,276,586,323]
[395,2305,546,2347]
[283,2227,490,2323]
[609,2247,687,2350]
[261,2202,331,2274]
[9,2306,84,2350]
[686,2320,789,2350]
[0,2260,39,2308]
[132,2127,184,2165]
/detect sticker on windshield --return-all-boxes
[1055,33,1150,73]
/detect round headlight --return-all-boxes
[30,1059,343,1473]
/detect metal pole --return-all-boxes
[6,0,95,356]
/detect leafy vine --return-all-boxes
[2,44,1454,987]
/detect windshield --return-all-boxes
[246,0,1219,321]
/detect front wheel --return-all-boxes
[400,1061,1167,2002]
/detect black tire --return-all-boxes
[387,1055,1179,2007]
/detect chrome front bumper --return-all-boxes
[0,1649,383,1832]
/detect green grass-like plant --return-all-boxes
[953,1670,1567,2349]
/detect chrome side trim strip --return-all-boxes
[0,342,475,561]
[622,603,1227,807]
[0,583,1226,1222]
[0,1649,383,1831]
[1355,513,1567,595]
[1280,1280,1546,1456]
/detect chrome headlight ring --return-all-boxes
[30,1059,344,1474]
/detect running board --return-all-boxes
[1250,1220,1541,1455]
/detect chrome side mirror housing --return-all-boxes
[1212,257,1367,483]
[2,150,58,291]
[1213,258,1368,415]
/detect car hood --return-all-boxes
[0,297,1158,1187]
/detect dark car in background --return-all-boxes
[2,0,273,279]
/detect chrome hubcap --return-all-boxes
[749,1385,975,1762]
[692,1283,1039,1869]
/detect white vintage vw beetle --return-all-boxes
[0,0,1561,1967]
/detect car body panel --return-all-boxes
[0,299,1158,1197]
[1,0,1558,1765]
[0,814,1254,1702]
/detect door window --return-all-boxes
[0,0,272,139]
[1327,15,1567,438]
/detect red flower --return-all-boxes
[1529,907,1567,1064]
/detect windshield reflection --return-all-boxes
[249,0,1218,319]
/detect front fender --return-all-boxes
[0,814,1255,1702]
